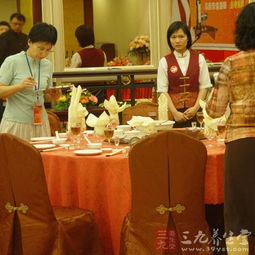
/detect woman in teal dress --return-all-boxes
[0,22,58,141]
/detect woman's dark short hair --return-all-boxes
[28,22,57,45]
[167,21,192,51]
[0,21,10,28]
[235,3,255,51]
[75,25,95,47]
[10,13,26,22]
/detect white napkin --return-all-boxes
[67,85,88,130]
[127,116,155,134]
[158,93,168,120]
[86,111,110,136]
[104,95,126,124]
[200,99,227,136]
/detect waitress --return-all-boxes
[157,21,212,127]
[0,22,59,141]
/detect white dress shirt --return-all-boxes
[157,50,212,93]
[70,45,107,68]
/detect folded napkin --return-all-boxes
[127,116,155,134]
[86,111,110,136]
[200,99,227,136]
[158,93,168,120]
[104,95,126,125]
[68,85,88,130]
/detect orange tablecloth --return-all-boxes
[41,140,225,255]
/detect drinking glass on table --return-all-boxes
[217,120,226,142]
[70,122,82,149]
[104,124,114,144]
[196,111,204,128]
[204,129,217,147]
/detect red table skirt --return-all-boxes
[42,139,225,255]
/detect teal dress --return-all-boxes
[0,51,53,140]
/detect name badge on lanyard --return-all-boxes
[25,53,42,125]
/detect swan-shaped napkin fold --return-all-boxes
[200,99,227,135]
[104,95,126,124]
[86,111,110,136]
[68,85,88,130]
[158,93,168,120]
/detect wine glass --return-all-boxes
[204,129,217,147]
[217,120,226,142]
[114,137,120,149]
[196,112,204,128]
[104,124,114,144]
[70,122,82,149]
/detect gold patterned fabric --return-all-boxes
[120,131,212,255]
[0,134,103,255]
[206,50,255,143]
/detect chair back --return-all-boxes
[0,134,57,255]
[121,131,212,254]
[100,43,115,61]
[47,110,61,136]
[122,102,158,124]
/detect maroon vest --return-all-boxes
[165,50,199,109]
[78,47,105,67]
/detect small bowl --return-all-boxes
[117,125,131,131]
[58,132,67,138]
[52,138,67,145]
[87,143,102,149]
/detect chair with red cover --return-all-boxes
[121,102,158,124]
[0,133,103,255]
[120,130,212,254]
[46,110,61,136]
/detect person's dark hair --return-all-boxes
[75,25,95,47]
[235,3,255,51]
[167,21,192,51]
[28,22,57,45]
[0,21,10,28]
[10,13,26,22]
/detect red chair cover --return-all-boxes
[0,134,103,255]
[120,131,212,254]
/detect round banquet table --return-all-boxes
[41,138,225,255]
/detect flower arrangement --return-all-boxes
[54,89,98,111]
[107,56,133,66]
[128,35,150,57]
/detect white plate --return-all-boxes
[74,149,102,156]
[31,136,54,142]
[33,144,56,150]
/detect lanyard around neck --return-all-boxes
[25,52,41,91]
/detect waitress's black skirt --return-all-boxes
[224,137,255,236]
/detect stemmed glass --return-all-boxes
[217,120,226,142]
[196,111,204,128]
[104,124,114,144]
[70,122,82,149]
[204,129,217,147]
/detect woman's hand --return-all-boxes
[20,77,37,89]
[184,106,197,120]
[45,88,62,100]
[173,111,188,122]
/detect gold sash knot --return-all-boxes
[5,202,29,214]
[156,204,185,215]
